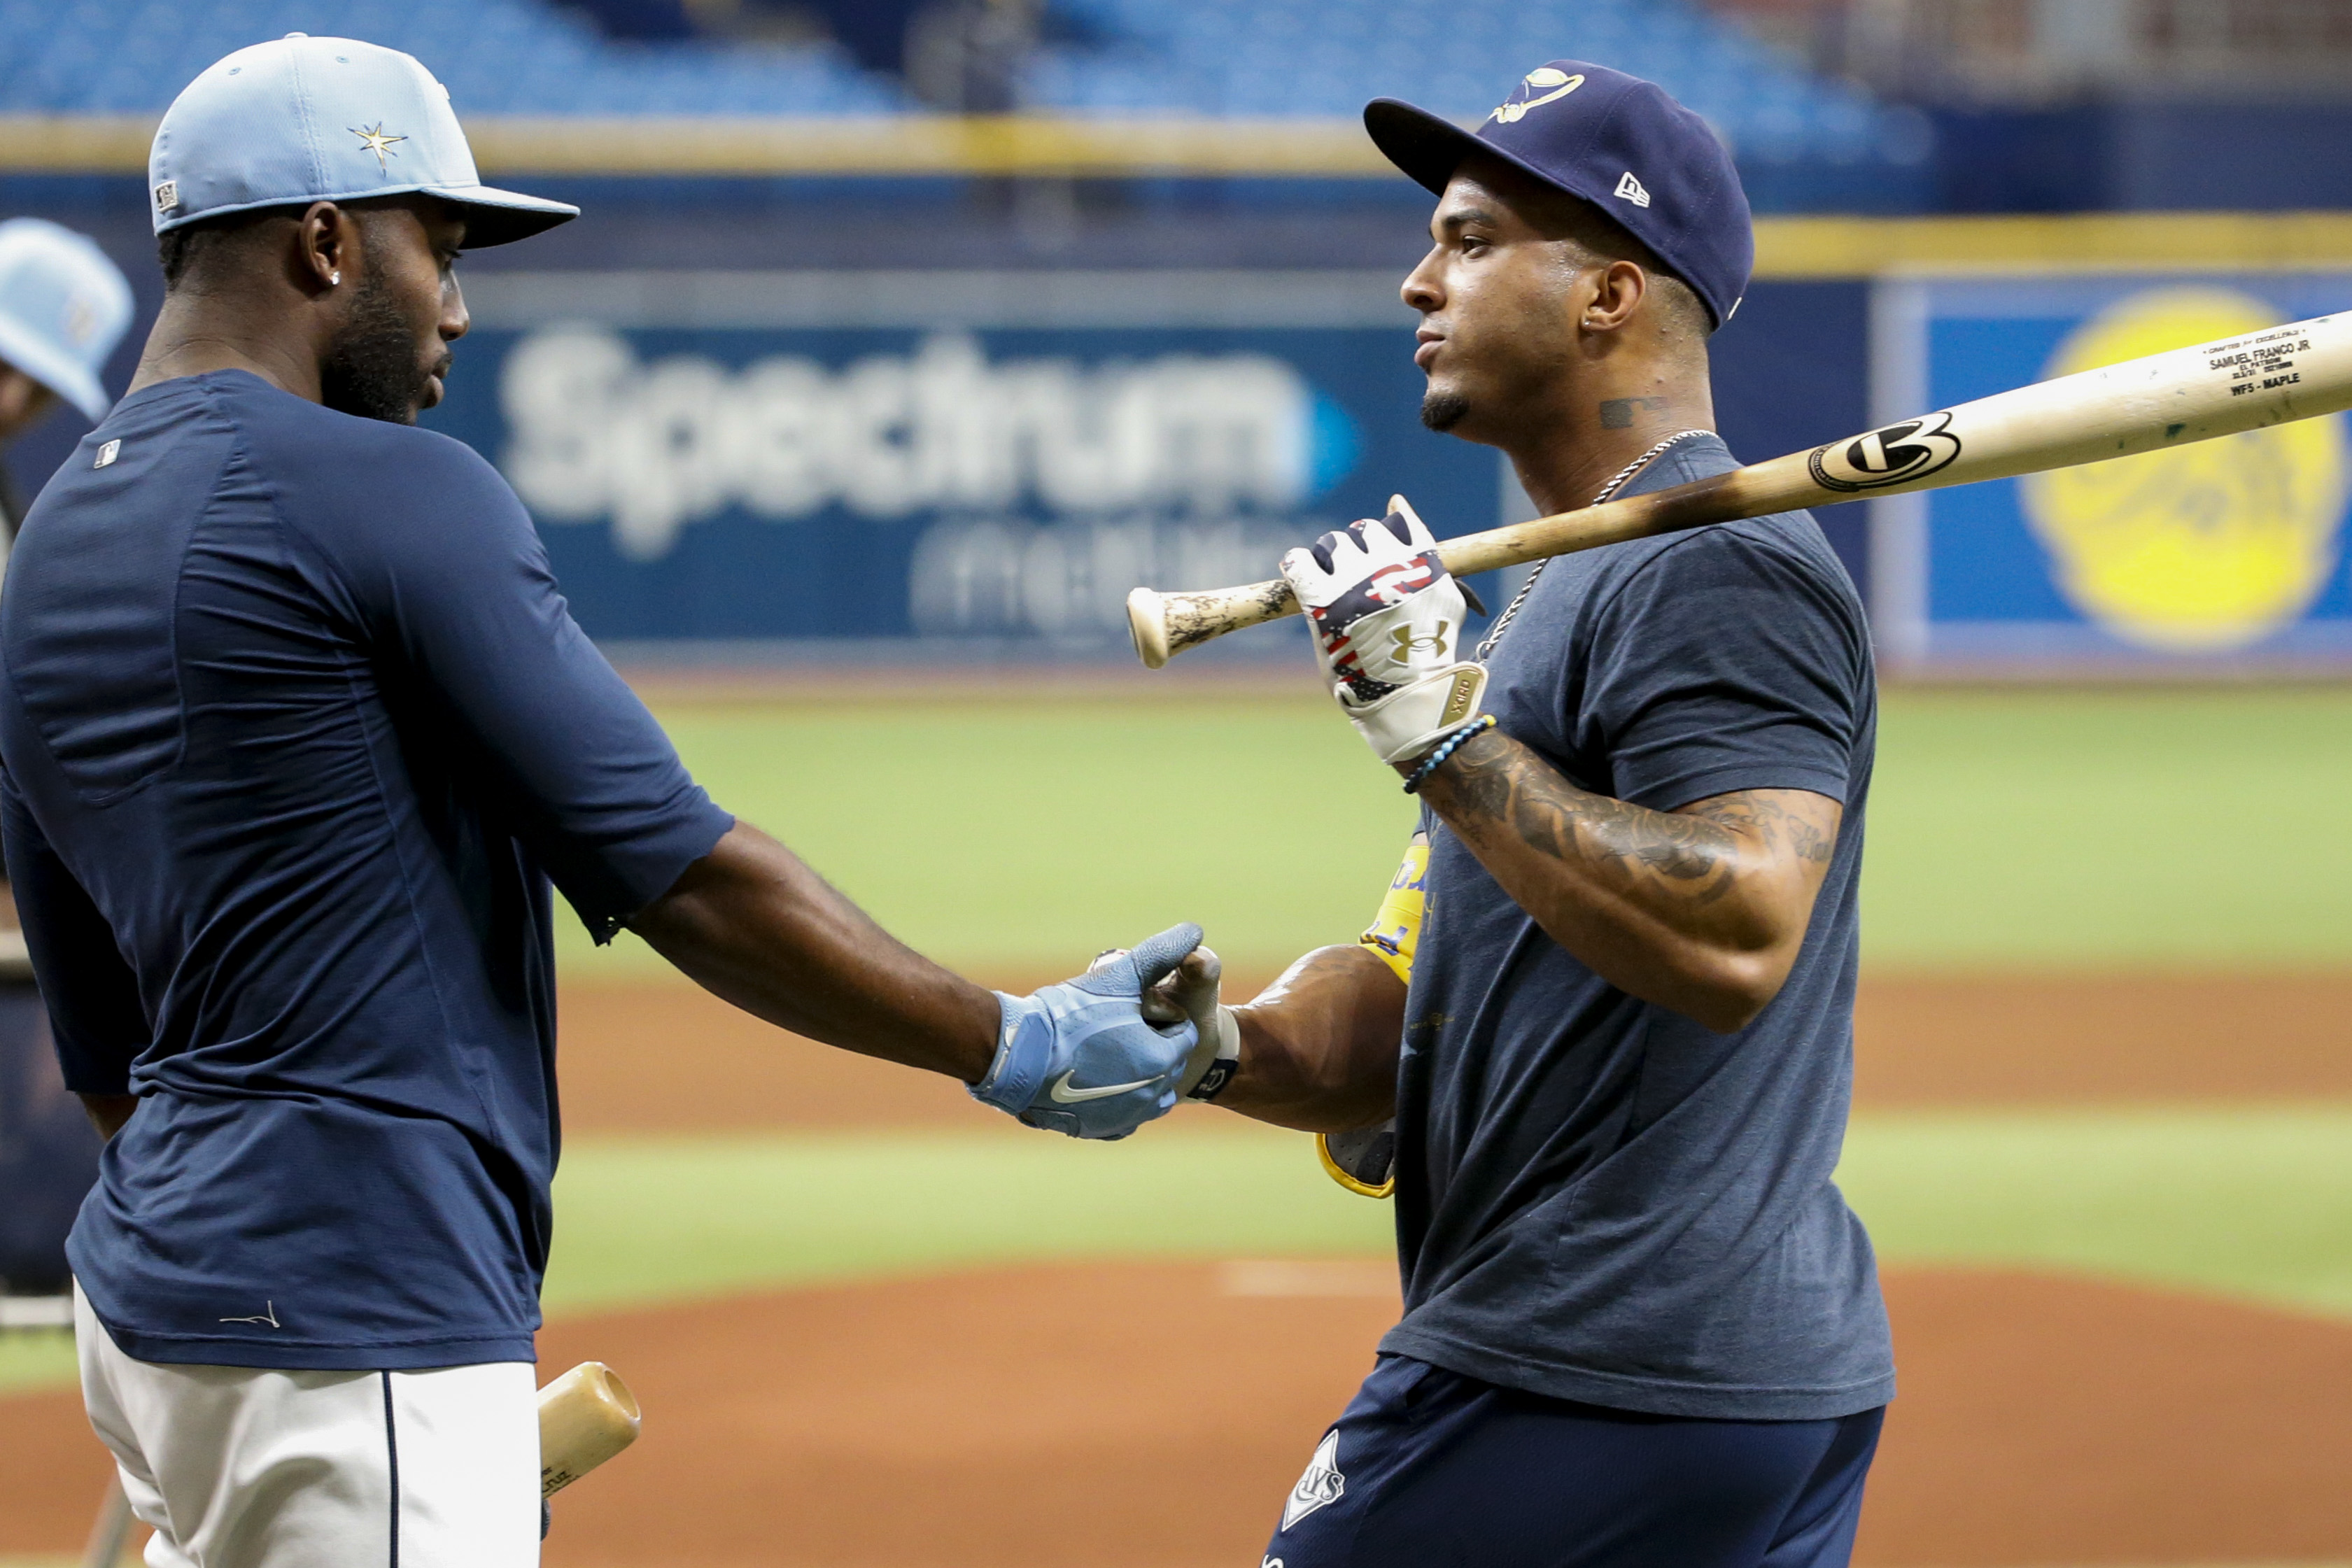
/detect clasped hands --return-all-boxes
[971,926,1239,1140]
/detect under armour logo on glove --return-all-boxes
[1392,623,1451,658]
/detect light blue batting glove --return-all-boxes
[973,923,1204,1139]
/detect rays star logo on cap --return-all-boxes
[1491,66,1584,124]
[148,36,577,248]
[349,122,407,172]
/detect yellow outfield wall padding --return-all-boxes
[0,113,1394,178]
[4,114,2351,276]
[1752,211,2352,277]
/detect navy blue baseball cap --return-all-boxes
[1366,62,1753,329]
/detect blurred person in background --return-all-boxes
[0,218,132,1300]
[0,218,133,558]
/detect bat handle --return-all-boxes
[540,1360,642,1498]
[1125,579,1301,668]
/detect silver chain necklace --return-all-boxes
[1474,429,1711,662]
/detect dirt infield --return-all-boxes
[546,1265,2352,1568]
[8,1262,2345,1565]
[554,970,2352,1133]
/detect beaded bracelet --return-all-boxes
[1402,714,1497,794]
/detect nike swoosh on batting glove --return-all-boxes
[976,922,1204,1139]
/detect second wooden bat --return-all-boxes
[540,1360,642,1498]
[1125,309,2352,668]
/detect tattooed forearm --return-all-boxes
[1432,733,1742,903]
[1410,728,1844,1029]
[1682,792,1838,864]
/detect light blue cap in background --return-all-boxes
[0,220,134,423]
[150,34,579,248]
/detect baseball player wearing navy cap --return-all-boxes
[1153,63,1889,1567]
[1,35,1203,1567]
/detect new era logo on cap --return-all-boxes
[152,181,178,214]
[1614,171,1652,208]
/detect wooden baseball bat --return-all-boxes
[540,1360,641,1498]
[1125,309,2352,667]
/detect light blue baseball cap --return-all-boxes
[150,34,577,248]
[0,219,134,423]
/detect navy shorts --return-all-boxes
[1263,1355,1884,1568]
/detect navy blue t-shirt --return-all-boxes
[1383,433,1893,1421]
[0,371,733,1370]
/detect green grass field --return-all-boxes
[536,1101,2352,1321]
[559,684,2352,977]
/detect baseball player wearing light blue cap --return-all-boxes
[3,34,1205,1567]
[147,31,577,245]
[0,219,132,542]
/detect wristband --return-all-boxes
[1181,1005,1241,1102]
[1401,714,1496,794]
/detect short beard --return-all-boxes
[320,271,438,425]
[1420,388,1470,433]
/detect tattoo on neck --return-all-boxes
[1598,396,1668,430]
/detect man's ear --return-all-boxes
[295,202,351,295]
[1579,260,1648,335]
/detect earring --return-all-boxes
[329,271,341,285]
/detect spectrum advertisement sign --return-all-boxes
[1870,274,2352,669]
[423,271,1498,654]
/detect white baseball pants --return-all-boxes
[75,1285,540,1567]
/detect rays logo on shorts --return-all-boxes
[1280,1429,1346,1531]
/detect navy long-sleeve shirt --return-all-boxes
[0,370,731,1369]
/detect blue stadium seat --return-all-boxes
[0,0,1929,207]
[0,0,903,113]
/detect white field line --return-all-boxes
[1218,1259,1400,1299]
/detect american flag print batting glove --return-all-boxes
[1281,497,1488,765]
[976,922,1204,1139]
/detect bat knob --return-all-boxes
[1126,587,1171,670]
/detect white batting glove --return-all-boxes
[1094,945,1240,1102]
[1281,497,1488,765]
